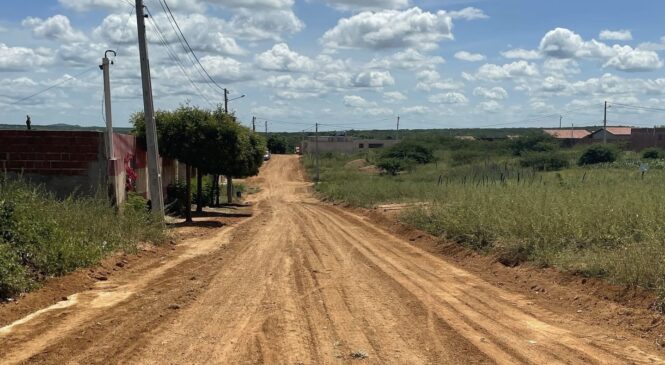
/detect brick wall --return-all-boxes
[0,130,103,176]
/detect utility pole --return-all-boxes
[603,101,608,144]
[571,123,574,139]
[559,115,562,129]
[224,88,229,113]
[265,120,268,135]
[315,122,320,182]
[396,115,400,140]
[252,116,256,133]
[135,0,164,217]
[101,49,119,206]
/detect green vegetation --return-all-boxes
[642,147,665,159]
[579,144,619,165]
[267,135,288,154]
[304,136,665,299]
[132,105,265,221]
[0,178,165,299]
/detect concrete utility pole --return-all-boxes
[559,115,562,129]
[101,49,119,206]
[224,88,229,113]
[396,115,400,140]
[101,50,116,160]
[315,122,320,182]
[135,0,164,217]
[252,116,256,133]
[265,120,268,135]
[603,101,608,144]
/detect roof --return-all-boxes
[543,129,591,139]
[594,127,632,136]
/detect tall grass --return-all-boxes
[0,177,166,298]
[305,152,665,294]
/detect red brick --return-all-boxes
[50,161,89,169]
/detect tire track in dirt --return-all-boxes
[1,155,664,364]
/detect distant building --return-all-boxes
[589,127,632,141]
[455,135,476,141]
[543,129,592,140]
[630,127,665,151]
[301,136,399,154]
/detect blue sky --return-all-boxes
[0,0,664,132]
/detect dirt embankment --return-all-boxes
[1,155,664,365]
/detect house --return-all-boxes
[0,129,181,206]
[543,129,592,140]
[301,136,399,154]
[589,127,632,141]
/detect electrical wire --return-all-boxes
[9,66,99,105]
[145,7,215,108]
[159,0,230,93]
[610,102,665,114]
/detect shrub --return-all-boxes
[578,144,619,165]
[0,178,166,299]
[382,141,434,164]
[377,158,408,176]
[519,151,570,171]
[642,147,665,159]
[450,150,485,167]
[509,134,558,156]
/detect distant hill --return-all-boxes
[0,123,133,134]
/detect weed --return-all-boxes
[0,178,166,299]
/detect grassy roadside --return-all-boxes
[303,151,665,301]
[0,177,166,299]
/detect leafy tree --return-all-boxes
[377,158,409,176]
[209,109,266,204]
[132,106,213,221]
[267,135,288,154]
[381,141,434,164]
[578,144,619,165]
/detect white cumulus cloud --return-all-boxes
[321,7,454,51]
[454,51,486,62]
[599,29,633,41]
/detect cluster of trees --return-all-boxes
[132,106,266,222]
[377,141,435,175]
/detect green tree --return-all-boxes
[381,141,435,164]
[132,106,213,221]
[267,135,288,154]
[208,109,266,204]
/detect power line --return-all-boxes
[145,7,215,108]
[159,0,228,93]
[9,66,98,106]
[610,102,665,114]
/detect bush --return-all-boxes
[519,151,570,171]
[382,141,434,164]
[578,144,619,165]
[377,158,408,176]
[509,134,558,156]
[0,178,166,299]
[642,147,665,159]
[450,150,485,167]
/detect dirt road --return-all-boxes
[1,155,664,364]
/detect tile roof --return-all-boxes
[543,129,591,139]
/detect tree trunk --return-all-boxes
[226,176,233,205]
[185,165,192,222]
[196,168,203,213]
[214,174,220,206]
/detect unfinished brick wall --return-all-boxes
[0,130,103,176]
